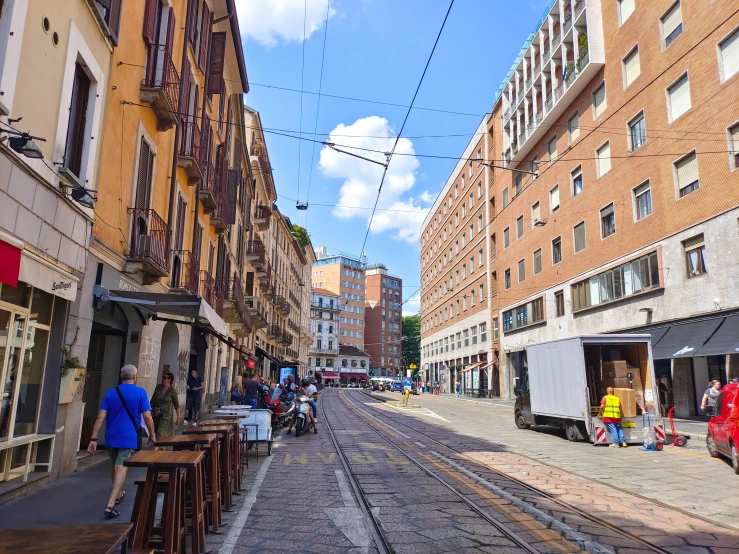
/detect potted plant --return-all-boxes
[578,34,588,54]
[59,347,85,404]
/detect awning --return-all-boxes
[256,347,282,366]
[0,234,22,288]
[651,318,724,359]
[97,287,227,336]
[460,362,484,374]
[629,326,671,349]
[319,371,339,379]
[345,373,369,380]
[694,315,739,357]
[19,249,79,301]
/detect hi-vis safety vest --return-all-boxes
[602,395,622,419]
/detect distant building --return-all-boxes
[312,248,366,349]
[338,344,371,384]
[364,264,403,376]
[309,288,341,383]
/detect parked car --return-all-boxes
[391,381,404,392]
[706,382,739,474]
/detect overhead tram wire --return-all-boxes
[304,0,332,226]
[295,0,308,210]
[357,0,456,260]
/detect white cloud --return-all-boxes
[237,0,336,48]
[402,296,420,317]
[419,190,436,205]
[318,116,428,243]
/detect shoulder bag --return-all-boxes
[115,386,149,449]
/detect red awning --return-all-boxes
[346,373,369,380]
[320,371,339,379]
[0,237,22,288]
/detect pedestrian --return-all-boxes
[598,387,627,448]
[658,381,668,416]
[230,375,243,405]
[87,364,156,518]
[701,380,722,416]
[243,372,260,408]
[150,371,180,442]
[185,369,204,425]
[426,380,430,394]
[455,381,461,397]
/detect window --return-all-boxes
[532,201,540,225]
[469,193,474,210]
[462,204,466,218]
[533,249,542,274]
[470,256,475,274]
[463,296,467,311]
[572,251,660,310]
[455,241,459,255]
[480,322,487,342]
[555,290,565,317]
[571,166,583,196]
[623,46,640,87]
[456,271,460,285]
[730,123,739,170]
[471,290,476,307]
[592,82,606,117]
[478,249,483,266]
[478,214,483,232]
[462,175,466,188]
[574,221,586,253]
[629,112,646,151]
[618,0,635,25]
[548,136,558,164]
[518,259,526,282]
[596,142,611,177]
[463,329,469,347]
[684,234,707,277]
[503,297,545,332]
[531,157,539,177]
[514,173,523,196]
[456,300,460,315]
[550,185,560,212]
[661,1,683,48]
[504,268,511,289]
[503,227,510,248]
[455,184,459,198]
[601,203,616,238]
[667,74,691,122]
[568,111,580,143]
[675,151,699,197]
[479,283,484,302]
[502,187,509,208]
[719,27,739,82]
[516,216,524,239]
[64,64,92,178]
[470,223,474,239]
[462,233,466,248]
[457,332,462,349]
[552,236,562,265]
[493,318,499,340]
[634,181,652,220]
[478,182,483,198]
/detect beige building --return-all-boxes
[312,247,366,350]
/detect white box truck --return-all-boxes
[512,334,665,446]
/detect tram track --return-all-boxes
[321,389,590,554]
[337,389,676,554]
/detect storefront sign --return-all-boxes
[0,237,22,287]
[99,262,141,293]
[18,251,78,301]
[246,358,257,369]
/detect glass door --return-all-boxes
[0,311,28,443]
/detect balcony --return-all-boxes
[199,165,217,213]
[574,0,585,18]
[126,208,171,283]
[245,296,268,328]
[255,262,271,282]
[289,291,300,307]
[276,295,291,316]
[280,331,293,346]
[209,164,228,234]
[267,324,281,340]
[170,250,199,294]
[254,205,271,231]
[177,120,207,186]
[311,346,339,356]
[245,240,265,265]
[222,276,252,334]
[140,46,179,132]
[311,301,340,312]
[250,139,274,198]
[563,11,573,34]
[200,270,216,307]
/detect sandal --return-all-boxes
[115,490,126,505]
[104,507,120,519]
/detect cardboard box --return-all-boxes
[604,360,630,379]
[614,388,637,418]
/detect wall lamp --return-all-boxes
[59,183,97,209]
[1,124,46,159]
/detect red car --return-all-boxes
[706,382,739,474]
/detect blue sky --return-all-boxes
[236,0,550,314]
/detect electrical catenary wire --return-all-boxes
[295,0,309,204]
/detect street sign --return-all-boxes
[409,364,417,369]
[403,377,412,387]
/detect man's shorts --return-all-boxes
[108,448,134,466]
[186,394,201,413]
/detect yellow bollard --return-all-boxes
[402,388,410,406]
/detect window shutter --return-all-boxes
[676,152,698,187]
[234,138,242,171]
[136,138,153,210]
[143,0,158,46]
[593,84,606,116]
[165,8,176,58]
[207,32,227,95]
[226,170,238,224]
[683,234,704,250]
[198,3,210,71]
[244,193,252,231]
[661,3,682,38]
[574,222,586,252]
[108,0,123,43]
[597,142,611,175]
[192,223,203,262]
[722,30,739,80]
[624,48,640,86]
[175,195,186,250]
[245,272,254,296]
[180,57,191,120]
[187,0,199,45]
[668,75,690,120]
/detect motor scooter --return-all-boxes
[293,395,312,437]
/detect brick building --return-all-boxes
[364,264,403,377]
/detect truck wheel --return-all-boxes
[565,421,581,442]
[707,433,720,458]
[515,411,530,430]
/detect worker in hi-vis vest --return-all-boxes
[598,387,627,448]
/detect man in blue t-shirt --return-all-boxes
[185,369,204,425]
[87,364,155,519]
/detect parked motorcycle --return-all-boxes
[293,395,312,437]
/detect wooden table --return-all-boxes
[125,450,206,554]
[183,425,235,509]
[0,523,136,554]
[153,434,221,532]
[195,420,243,490]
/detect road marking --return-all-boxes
[282,452,307,465]
[429,450,613,554]
[415,441,426,448]
[351,452,376,464]
[335,468,357,507]
[219,448,276,554]
[316,452,337,464]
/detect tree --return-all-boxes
[291,225,310,250]
[402,314,420,374]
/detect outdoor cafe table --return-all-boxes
[196,419,243,490]
[151,433,221,532]
[183,425,235,509]
[0,523,137,554]
[124,450,206,554]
